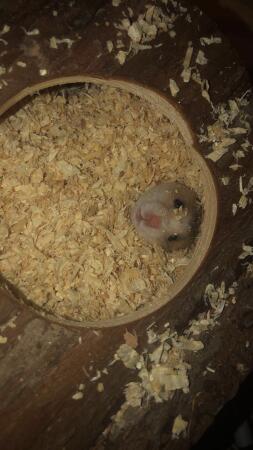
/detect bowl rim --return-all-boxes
[0,76,218,328]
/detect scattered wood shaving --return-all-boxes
[221,176,230,186]
[97,382,104,392]
[0,335,7,344]
[128,22,143,43]
[204,281,237,317]
[16,61,27,68]
[0,25,10,35]
[200,36,222,46]
[72,391,84,400]
[111,3,184,65]
[49,36,75,49]
[22,27,40,36]
[91,370,102,382]
[124,382,144,407]
[0,315,17,334]
[200,94,253,173]
[196,49,208,65]
[39,69,47,76]
[108,277,237,437]
[169,79,179,97]
[0,65,6,76]
[239,243,253,260]
[206,148,228,162]
[172,415,188,439]
[116,344,140,369]
[115,50,127,64]
[232,203,237,216]
[181,43,193,83]
[106,40,114,53]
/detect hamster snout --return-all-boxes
[131,182,200,251]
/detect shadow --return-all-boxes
[192,370,253,450]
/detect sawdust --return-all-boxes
[0,83,204,322]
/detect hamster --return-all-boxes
[131,182,200,251]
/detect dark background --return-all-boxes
[188,0,253,83]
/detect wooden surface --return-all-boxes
[188,0,253,82]
[0,1,253,449]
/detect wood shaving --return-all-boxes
[230,163,242,171]
[200,94,253,169]
[106,40,114,53]
[124,382,144,407]
[97,382,104,392]
[72,391,84,400]
[0,25,10,35]
[0,84,203,322]
[172,336,204,351]
[207,148,228,162]
[239,244,253,260]
[16,61,27,68]
[169,79,179,97]
[204,281,237,317]
[112,3,183,65]
[172,414,188,439]
[0,335,7,344]
[200,36,222,46]
[22,27,40,36]
[232,203,237,216]
[196,49,208,65]
[233,176,253,215]
[0,65,6,76]
[116,344,141,369]
[115,50,127,65]
[108,276,237,436]
[221,176,230,186]
[90,370,101,382]
[181,43,193,83]
[49,36,75,49]
[39,69,47,76]
[128,22,143,43]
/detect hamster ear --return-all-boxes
[144,213,161,229]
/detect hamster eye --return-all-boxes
[174,198,184,209]
[167,234,178,241]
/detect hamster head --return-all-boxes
[131,182,200,251]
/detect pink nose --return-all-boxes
[144,213,161,229]
[135,208,161,229]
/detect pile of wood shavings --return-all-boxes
[0,84,203,321]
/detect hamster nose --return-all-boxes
[174,198,184,208]
[144,213,161,229]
